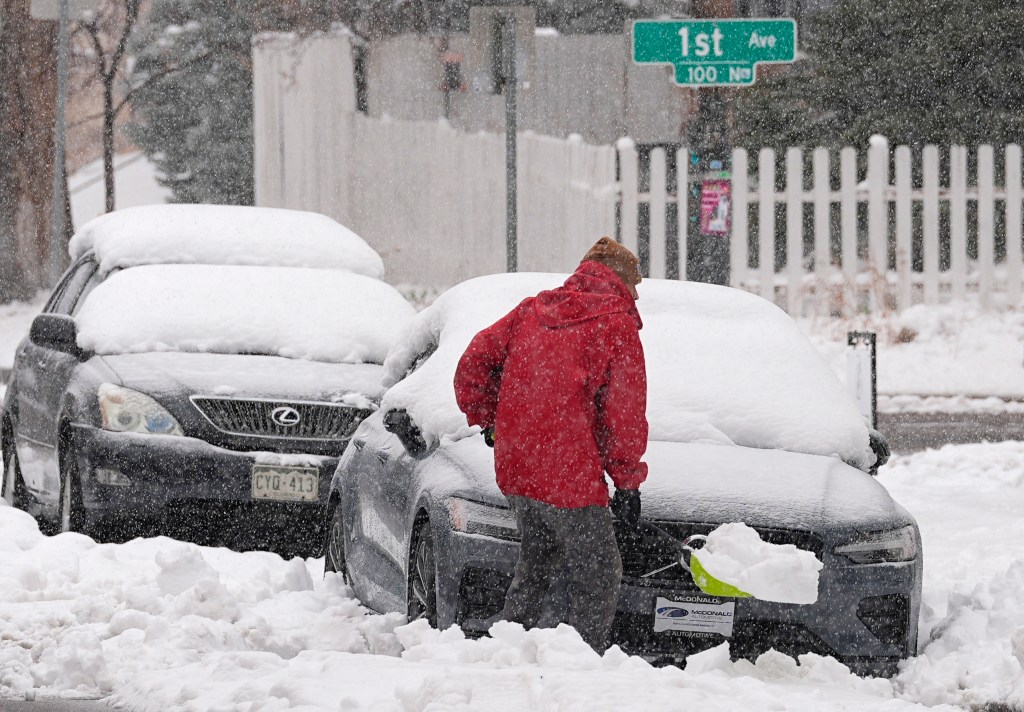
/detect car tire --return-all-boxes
[407,518,439,627]
[58,447,90,536]
[323,503,349,583]
[2,444,30,510]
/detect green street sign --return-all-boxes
[632,19,797,87]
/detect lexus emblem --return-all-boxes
[271,406,301,427]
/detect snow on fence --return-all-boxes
[623,138,1024,314]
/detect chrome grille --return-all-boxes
[191,397,372,441]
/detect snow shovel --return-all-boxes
[638,522,753,599]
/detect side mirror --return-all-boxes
[30,314,82,356]
[383,408,429,459]
[868,428,891,476]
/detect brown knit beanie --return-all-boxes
[582,236,642,299]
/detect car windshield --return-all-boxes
[381,272,872,468]
[74,264,416,365]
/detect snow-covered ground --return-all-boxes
[801,298,1024,402]
[69,152,171,230]
[1,441,1022,710]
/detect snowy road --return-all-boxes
[2,442,1023,711]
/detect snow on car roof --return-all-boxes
[68,204,385,279]
[382,272,872,469]
[76,264,415,364]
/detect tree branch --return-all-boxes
[107,0,140,84]
[81,20,108,77]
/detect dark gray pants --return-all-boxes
[503,495,623,651]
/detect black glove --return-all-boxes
[482,427,496,448]
[611,489,642,529]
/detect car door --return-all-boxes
[15,258,99,502]
[345,341,438,613]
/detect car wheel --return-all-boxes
[58,448,89,535]
[2,445,30,510]
[407,519,438,627]
[323,503,349,583]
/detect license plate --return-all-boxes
[653,595,736,637]
[251,465,319,502]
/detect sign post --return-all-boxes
[632,18,796,285]
[469,7,534,274]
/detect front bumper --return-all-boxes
[436,528,919,678]
[71,425,339,518]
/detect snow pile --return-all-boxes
[875,442,1024,709]
[75,264,416,364]
[114,619,928,712]
[897,562,1024,709]
[0,506,403,701]
[802,297,1024,401]
[695,523,822,604]
[68,204,386,280]
[383,273,873,469]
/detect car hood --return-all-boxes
[442,438,911,534]
[99,351,386,403]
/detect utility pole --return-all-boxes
[686,0,734,285]
[501,14,518,273]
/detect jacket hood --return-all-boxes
[532,261,642,329]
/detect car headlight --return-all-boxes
[834,526,918,564]
[98,383,183,436]
[448,498,519,541]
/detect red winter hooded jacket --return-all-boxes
[454,261,649,509]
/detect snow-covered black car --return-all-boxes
[0,205,415,550]
[323,273,920,677]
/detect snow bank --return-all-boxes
[0,506,403,701]
[696,523,822,604]
[383,273,873,468]
[115,620,924,712]
[0,456,985,711]
[68,204,386,280]
[877,442,1024,709]
[75,265,415,364]
[801,298,1024,401]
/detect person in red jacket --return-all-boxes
[454,236,649,651]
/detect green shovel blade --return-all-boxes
[689,552,753,598]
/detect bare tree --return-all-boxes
[77,0,140,214]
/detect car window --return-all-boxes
[49,260,98,315]
[405,341,438,380]
[71,269,104,315]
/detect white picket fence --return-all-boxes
[624,139,1024,314]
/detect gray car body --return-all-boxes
[2,253,385,531]
[331,398,922,678]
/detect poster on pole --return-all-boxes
[699,179,731,236]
